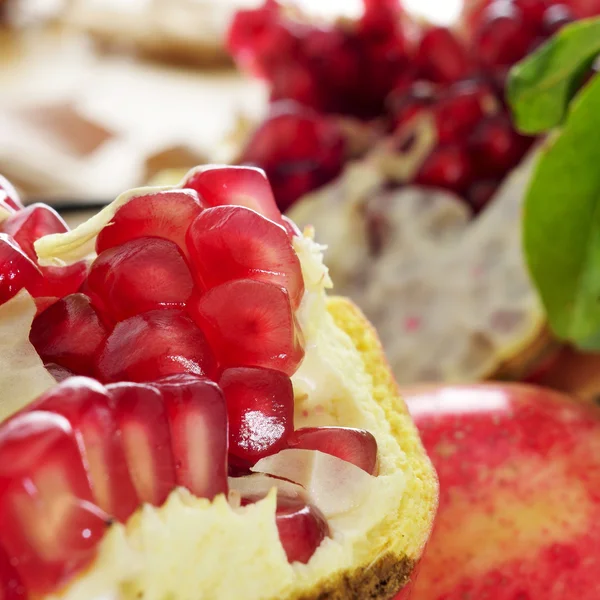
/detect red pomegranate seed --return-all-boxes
[186,205,304,308]
[270,62,322,111]
[220,367,294,465]
[359,0,403,38]
[0,176,24,212]
[183,166,284,228]
[40,262,88,300]
[287,427,378,474]
[474,2,536,68]
[569,0,600,18]
[415,144,473,194]
[0,234,46,305]
[95,190,203,256]
[45,363,75,383]
[30,294,109,376]
[107,382,176,507]
[469,115,532,175]
[29,377,139,522]
[153,375,228,500]
[189,279,304,376]
[0,412,108,595]
[0,543,25,599]
[388,81,437,131]
[88,237,195,321]
[96,309,217,383]
[542,3,574,34]
[416,27,472,83]
[466,179,500,213]
[514,0,549,27]
[1,204,68,262]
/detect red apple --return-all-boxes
[402,383,600,599]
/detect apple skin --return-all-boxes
[401,383,600,599]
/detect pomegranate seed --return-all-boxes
[28,377,139,522]
[88,237,195,321]
[153,375,228,500]
[359,0,403,38]
[542,3,574,34]
[270,62,322,111]
[287,427,378,474]
[474,2,536,68]
[469,115,532,175]
[416,27,472,83]
[1,204,68,262]
[30,294,109,376]
[0,543,25,599]
[96,309,217,383]
[220,367,294,465]
[190,279,304,376]
[569,0,600,18]
[0,176,23,212]
[183,166,284,228]
[0,234,46,305]
[514,0,548,27]
[388,81,437,131]
[240,104,345,210]
[107,382,176,507]
[0,412,108,594]
[95,190,203,256]
[45,363,75,383]
[186,205,304,308]
[415,144,473,194]
[466,179,500,213]
[40,262,88,300]
[434,79,498,144]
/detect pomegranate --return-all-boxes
[0,176,24,212]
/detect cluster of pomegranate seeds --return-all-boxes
[229,0,595,213]
[0,168,381,594]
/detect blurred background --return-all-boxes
[2,0,600,397]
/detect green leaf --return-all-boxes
[507,17,600,134]
[523,74,600,349]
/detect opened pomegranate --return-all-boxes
[0,168,382,598]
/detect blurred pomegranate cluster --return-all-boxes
[228,0,599,211]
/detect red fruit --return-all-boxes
[40,262,88,299]
[29,377,139,522]
[359,0,403,38]
[1,203,68,262]
[0,176,24,212]
[466,179,500,213]
[0,234,46,304]
[274,496,330,564]
[240,104,345,210]
[95,190,203,256]
[469,115,532,176]
[153,375,228,500]
[0,412,108,594]
[45,363,75,383]
[107,382,176,506]
[514,0,548,27]
[0,543,25,599]
[30,294,109,376]
[287,427,378,474]
[220,367,294,465]
[270,62,322,111]
[186,205,304,308]
[474,2,536,68]
[415,145,473,194]
[88,237,194,321]
[388,81,437,131]
[416,27,472,83]
[565,0,600,18]
[96,308,217,383]
[190,279,304,376]
[542,3,574,34]
[183,166,284,228]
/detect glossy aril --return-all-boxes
[0,234,46,304]
[0,412,107,595]
[415,145,473,194]
[40,262,88,300]
[183,166,285,228]
[239,104,345,210]
[153,375,228,500]
[95,190,204,257]
[88,237,194,321]
[96,309,217,383]
[1,203,68,261]
[190,279,304,376]
[29,377,139,522]
[359,0,403,38]
[474,3,536,68]
[107,382,177,506]
[220,367,294,464]
[0,543,24,599]
[388,81,437,132]
[30,294,109,376]
[514,0,548,27]
[186,205,304,308]
[0,176,23,212]
[569,0,600,17]
[416,27,472,83]
[45,363,75,383]
[287,427,379,474]
[542,3,574,34]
